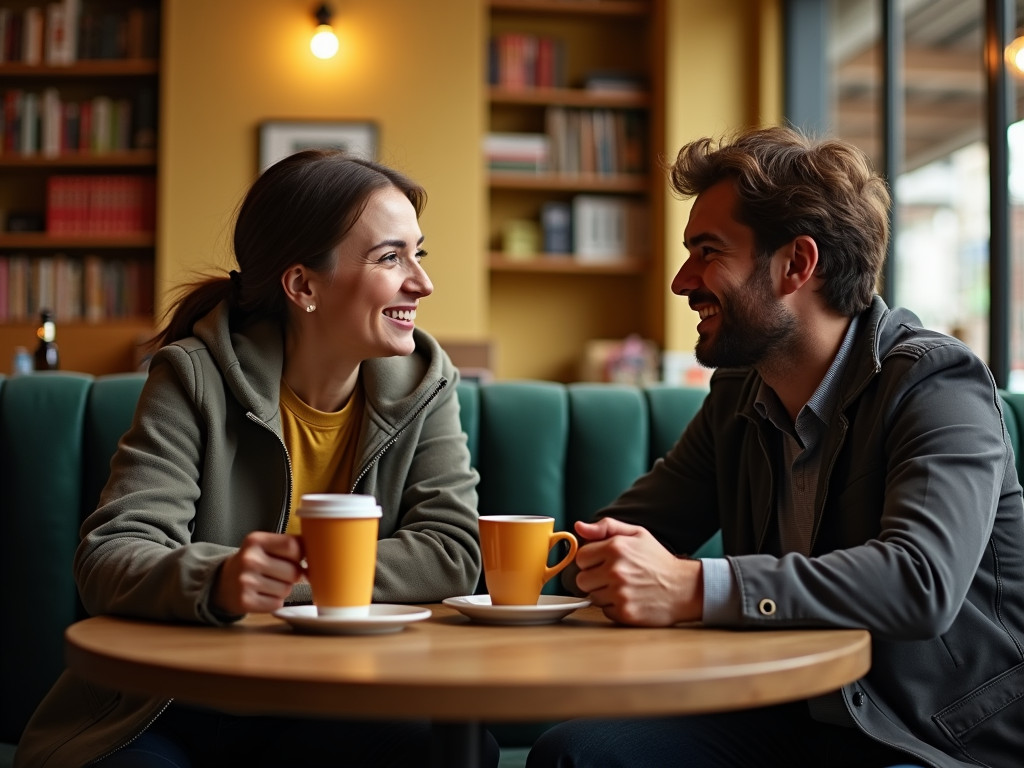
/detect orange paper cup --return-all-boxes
[297,494,382,617]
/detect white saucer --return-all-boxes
[273,604,432,635]
[441,595,591,625]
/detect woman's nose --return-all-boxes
[407,259,433,298]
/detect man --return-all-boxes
[528,127,1024,768]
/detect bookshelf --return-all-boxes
[486,0,665,381]
[0,0,160,375]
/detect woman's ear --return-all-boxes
[280,265,316,311]
[777,235,819,296]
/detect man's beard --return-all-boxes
[692,260,798,369]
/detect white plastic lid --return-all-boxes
[296,493,383,519]
[478,515,553,522]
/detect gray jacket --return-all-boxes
[16,301,481,768]
[599,297,1024,768]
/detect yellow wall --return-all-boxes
[662,0,782,352]
[158,0,486,340]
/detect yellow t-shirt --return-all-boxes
[280,378,365,535]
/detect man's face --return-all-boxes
[672,179,797,369]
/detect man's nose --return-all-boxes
[671,254,703,296]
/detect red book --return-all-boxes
[79,101,92,155]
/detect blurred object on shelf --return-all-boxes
[584,70,647,93]
[541,201,571,254]
[6,212,45,232]
[502,219,541,260]
[34,308,59,370]
[436,339,494,385]
[581,334,659,386]
[11,345,32,374]
[661,350,712,388]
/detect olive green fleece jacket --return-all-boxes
[15,300,481,768]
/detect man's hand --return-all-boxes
[212,531,305,616]
[574,517,703,626]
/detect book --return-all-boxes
[0,10,9,64]
[22,7,44,65]
[541,200,572,254]
[20,91,39,155]
[0,257,7,321]
[485,132,550,172]
[41,87,61,157]
[571,195,649,263]
[83,254,103,321]
[8,254,29,320]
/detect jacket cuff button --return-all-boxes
[758,598,776,616]
[853,691,865,707]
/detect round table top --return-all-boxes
[65,605,871,721]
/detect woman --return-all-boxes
[16,151,495,768]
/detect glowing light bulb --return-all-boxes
[311,24,339,59]
[1006,36,1024,77]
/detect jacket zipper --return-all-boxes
[349,379,447,492]
[246,412,294,533]
[90,698,174,763]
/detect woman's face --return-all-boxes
[307,186,432,362]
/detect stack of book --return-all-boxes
[0,87,156,155]
[46,175,156,234]
[572,195,649,263]
[485,133,550,173]
[0,3,159,64]
[545,108,646,176]
[488,33,565,89]
[0,253,153,322]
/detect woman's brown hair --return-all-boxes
[151,150,427,349]
[669,126,891,316]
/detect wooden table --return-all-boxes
[66,605,871,768]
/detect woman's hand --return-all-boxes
[212,531,305,615]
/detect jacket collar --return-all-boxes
[736,295,914,421]
[191,300,447,429]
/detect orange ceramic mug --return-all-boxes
[297,494,381,617]
[479,515,578,605]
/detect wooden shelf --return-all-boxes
[489,0,650,16]
[0,233,155,249]
[489,86,649,108]
[0,60,159,77]
[490,253,647,274]
[489,172,649,192]
[0,151,157,168]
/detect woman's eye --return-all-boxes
[415,249,428,260]
[378,252,399,263]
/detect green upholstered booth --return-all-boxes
[3,373,1022,765]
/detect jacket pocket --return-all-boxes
[934,661,1024,768]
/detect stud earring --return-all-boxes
[306,304,316,313]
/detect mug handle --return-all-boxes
[542,531,579,585]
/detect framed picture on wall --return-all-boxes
[258,120,378,172]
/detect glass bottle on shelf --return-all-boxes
[34,310,60,371]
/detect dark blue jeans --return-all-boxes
[93,703,500,768]
[526,701,920,768]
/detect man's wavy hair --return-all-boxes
[669,126,891,317]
